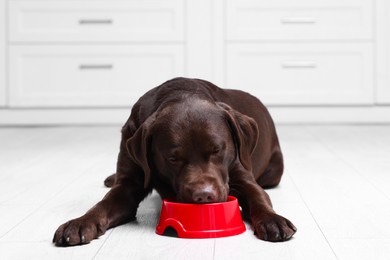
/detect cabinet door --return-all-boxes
[9,45,184,107]
[9,0,184,43]
[0,0,5,106]
[376,0,390,104]
[226,43,373,105]
[226,0,373,41]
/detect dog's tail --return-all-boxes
[104,173,116,188]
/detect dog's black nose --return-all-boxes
[192,186,217,203]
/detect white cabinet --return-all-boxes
[226,0,373,41]
[9,0,184,43]
[376,0,390,104]
[8,0,185,107]
[225,0,374,105]
[5,0,378,107]
[2,0,390,123]
[0,0,5,107]
[227,43,373,105]
[9,45,184,107]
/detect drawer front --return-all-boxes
[9,0,184,43]
[9,45,184,107]
[226,43,373,105]
[227,0,373,41]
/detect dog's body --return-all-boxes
[53,78,296,246]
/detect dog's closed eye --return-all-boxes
[168,156,179,163]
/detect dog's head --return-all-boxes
[126,99,258,204]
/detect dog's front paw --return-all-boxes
[252,213,297,242]
[53,216,108,247]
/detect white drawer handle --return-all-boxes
[79,64,113,70]
[282,61,317,69]
[281,17,316,24]
[79,19,113,25]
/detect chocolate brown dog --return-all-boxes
[53,77,296,246]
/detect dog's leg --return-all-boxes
[256,149,284,189]
[53,151,149,247]
[230,164,296,242]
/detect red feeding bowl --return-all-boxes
[156,196,246,238]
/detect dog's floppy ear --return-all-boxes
[126,112,157,189]
[217,102,259,171]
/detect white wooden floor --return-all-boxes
[1,125,390,260]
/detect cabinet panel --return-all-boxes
[226,43,373,105]
[9,45,184,107]
[376,0,390,104]
[0,0,5,106]
[9,0,184,43]
[227,0,373,41]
